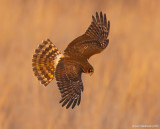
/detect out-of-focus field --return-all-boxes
[0,0,160,129]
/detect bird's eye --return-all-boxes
[88,68,93,73]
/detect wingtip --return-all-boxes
[96,12,100,23]
[108,20,110,24]
[77,96,81,106]
[100,11,103,16]
[71,99,77,109]
[66,99,74,109]
[92,15,96,22]
[108,20,110,31]
[100,11,103,24]
[104,13,107,27]
[62,98,69,107]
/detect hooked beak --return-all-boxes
[89,72,93,76]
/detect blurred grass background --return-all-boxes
[0,0,160,129]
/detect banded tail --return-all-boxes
[32,39,63,86]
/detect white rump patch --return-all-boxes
[54,54,64,68]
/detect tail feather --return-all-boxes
[32,39,63,86]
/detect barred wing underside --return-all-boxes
[55,58,84,109]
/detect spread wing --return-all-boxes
[64,12,110,59]
[55,58,84,109]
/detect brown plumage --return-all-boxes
[32,12,110,109]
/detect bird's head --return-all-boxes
[82,64,94,76]
[87,67,94,76]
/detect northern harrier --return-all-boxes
[32,12,110,109]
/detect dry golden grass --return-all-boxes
[0,0,160,129]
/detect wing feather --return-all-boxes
[64,12,110,59]
[55,58,83,109]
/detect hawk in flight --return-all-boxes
[32,12,110,109]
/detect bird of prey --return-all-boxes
[32,12,110,109]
